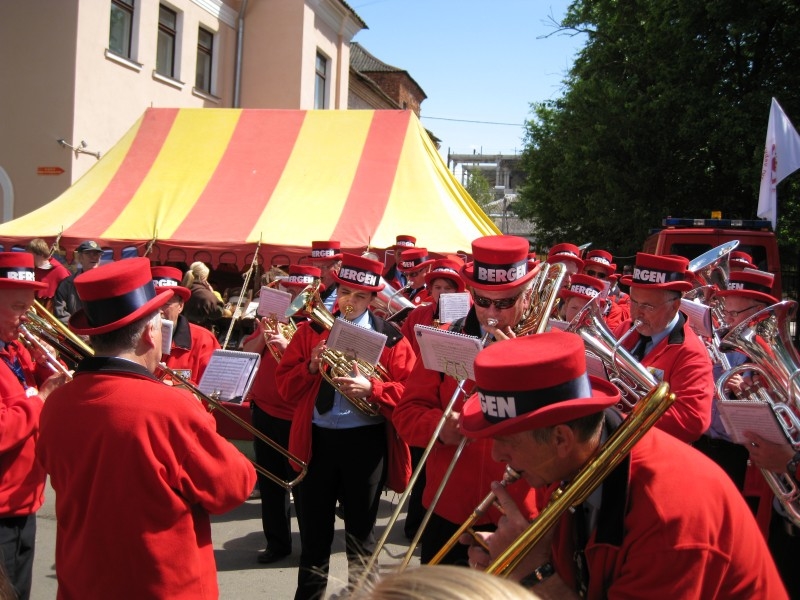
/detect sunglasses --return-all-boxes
[584,269,608,279]
[471,291,523,310]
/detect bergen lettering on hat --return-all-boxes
[0,267,36,282]
[569,283,599,297]
[631,266,685,285]
[478,373,592,424]
[338,266,379,287]
[287,273,315,285]
[474,258,527,284]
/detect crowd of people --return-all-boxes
[0,233,797,599]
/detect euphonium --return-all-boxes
[716,300,800,526]
[566,299,656,411]
[264,315,297,363]
[371,278,416,323]
[285,282,389,417]
[513,262,567,336]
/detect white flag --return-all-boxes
[757,97,800,229]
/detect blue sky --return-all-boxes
[351,0,586,160]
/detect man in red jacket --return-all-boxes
[151,265,220,384]
[461,332,787,599]
[37,257,255,600]
[0,252,68,600]
[393,235,541,566]
[277,253,414,600]
[613,252,714,443]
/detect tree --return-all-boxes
[464,169,496,212]
[516,0,800,255]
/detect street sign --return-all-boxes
[36,166,65,176]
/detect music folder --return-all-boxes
[414,325,484,381]
[197,349,261,404]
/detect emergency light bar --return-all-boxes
[662,217,773,230]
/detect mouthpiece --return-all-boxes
[486,318,499,328]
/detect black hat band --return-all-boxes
[0,266,36,282]
[473,258,527,285]
[632,266,686,285]
[728,281,772,294]
[400,255,429,269]
[84,282,158,328]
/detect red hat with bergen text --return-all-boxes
[391,235,417,250]
[559,274,606,301]
[714,269,778,305]
[620,253,693,292]
[730,251,757,270]
[70,258,174,336]
[0,252,47,290]
[547,243,585,270]
[397,248,434,273]
[151,266,191,302]
[583,249,616,276]
[461,235,538,292]
[332,253,385,293]
[309,241,343,261]
[282,265,322,288]
[424,257,466,293]
[461,332,620,438]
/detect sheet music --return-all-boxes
[257,286,292,323]
[680,298,713,338]
[197,350,261,404]
[548,318,569,332]
[585,351,610,381]
[327,318,387,367]
[415,325,484,381]
[439,292,471,323]
[160,319,174,356]
[717,400,789,446]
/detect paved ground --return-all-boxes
[31,456,418,599]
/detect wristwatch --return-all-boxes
[786,451,800,482]
[520,562,555,588]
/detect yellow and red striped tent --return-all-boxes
[0,108,499,268]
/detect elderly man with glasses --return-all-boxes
[612,252,714,443]
[393,235,540,566]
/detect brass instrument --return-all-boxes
[513,262,567,336]
[486,381,675,577]
[264,315,297,363]
[371,278,416,323]
[428,466,520,565]
[24,300,94,366]
[717,300,800,526]
[156,364,308,490]
[286,282,390,417]
[567,299,655,411]
[18,324,73,380]
[223,239,261,349]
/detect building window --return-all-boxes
[109,0,135,58]
[196,27,213,92]
[315,52,328,109]
[156,4,177,78]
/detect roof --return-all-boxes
[350,42,427,99]
[0,109,497,268]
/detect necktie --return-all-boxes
[632,335,651,361]
[315,380,336,414]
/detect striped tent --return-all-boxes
[0,108,499,269]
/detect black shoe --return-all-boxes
[256,548,290,564]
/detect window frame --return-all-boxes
[314,51,329,109]
[109,0,135,59]
[156,4,178,79]
[195,26,214,94]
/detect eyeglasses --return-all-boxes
[472,291,523,310]
[406,267,427,278]
[584,269,608,279]
[629,298,677,314]
[720,305,760,318]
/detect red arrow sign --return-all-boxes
[37,166,65,176]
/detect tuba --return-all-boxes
[286,282,390,417]
[370,278,416,324]
[513,262,567,336]
[566,298,657,411]
[687,240,738,290]
[716,300,800,526]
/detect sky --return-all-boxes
[350,0,587,163]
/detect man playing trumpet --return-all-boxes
[460,332,786,599]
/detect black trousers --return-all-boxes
[769,508,800,599]
[252,404,295,555]
[404,446,427,539]
[0,514,36,600]
[294,423,387,600]
[420,511,495,566]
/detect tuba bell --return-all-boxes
[513,262,567,336]
[286,282,390,417]
[370,278,416,324]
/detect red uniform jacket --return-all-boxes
[276,312,415,492]
[37,358,255,600]
[34,258,70,303]
[400,302,437,356]
[163,314,220,384]
[244,331,297,421]
[0,342,51,517]
[393,308,540,525]
[613,313,713,443]
[550,414,787,599]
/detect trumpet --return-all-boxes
[286,282,390,417]
[486,382,675,577]
[156,364,308,490]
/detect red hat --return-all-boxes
[583,249,616,276]
[547,243,585,270]
[332,253,385,292]
[397,248,434,273]
[715,270,777,305]
[283,264,322,288]
[151,266,191,302]
[0,252,47,290]
[309,241,343,261]
[424,258,466,293]
[461,332,620,438]
[730,251,757,270]
[70,258,173,336]
[461,235,537,292]
[560,274,606,301]
[620,253,693,292]
[391,235,416,249]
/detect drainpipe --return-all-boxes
[233,0,248,108]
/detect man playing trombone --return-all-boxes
[393,235,540,565]
[460,332,786,599]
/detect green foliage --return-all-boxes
[464,169,496,211]
[517,0,800,255]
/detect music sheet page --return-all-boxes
[415,325,484,381]
[439,292,471,323]
[327,318,387,367]
[198,350,261,403]
[257,286,292,322]
[717,400,789,446]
